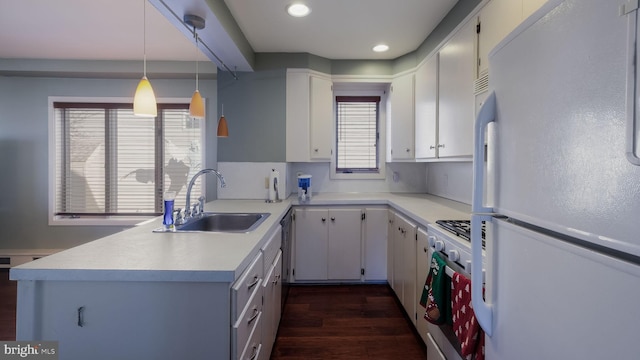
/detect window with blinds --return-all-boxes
[53,102,202,217]
[335,96,380,173]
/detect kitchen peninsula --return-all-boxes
[11,193,470,360]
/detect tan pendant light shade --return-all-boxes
[189,90,205,119]
[217,115,229,137]
[134,0,157,117]
[134,76,157,117]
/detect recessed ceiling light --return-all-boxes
[373,44,389,53]
[287,3,311,17]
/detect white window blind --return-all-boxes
[336,96,380,172]
[54,103,201,216]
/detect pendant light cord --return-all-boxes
[195,32,199,91]
[143,0,147,77]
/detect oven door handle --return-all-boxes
[471,214,493,337]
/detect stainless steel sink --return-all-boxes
[155,212,270,233]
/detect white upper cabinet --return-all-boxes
[477,0,523,75]
[388,72,415,161]
[438,18,476,158]
[478,0,549,75]
[309,75,334,160]
[414,54,439,159]
[285,69,333,162]
[286,70,311,162]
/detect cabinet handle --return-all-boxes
[424,247,428,253]
[248,345,259,360]
[405,148,410,153]
[77,306,85,327]
[429,145,435,150]
[247,275,259,289]
[273,274,280,285]
[438,144,445,148]
[314,148,319,153]
[322,217,326,222]
[247,308,260,325]
[331,217,335,222]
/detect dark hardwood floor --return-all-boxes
[271,285,426,360]
[0,268,17,341]
[0,272,425,359]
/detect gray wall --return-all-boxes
[217,69,286,162]
[0,74,217,249]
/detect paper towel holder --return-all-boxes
[265,169,283,203]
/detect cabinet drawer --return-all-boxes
[232,252,264,322]
[233,287,263,360]
[240,316,263,360]
[261,227,282,272]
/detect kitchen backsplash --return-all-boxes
[425,162,473,205]
[217,161,472,204]
[217,162,288,200]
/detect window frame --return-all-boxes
[330,85,387,180]
[48,97,205,226]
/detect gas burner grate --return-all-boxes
[435,220,486,248]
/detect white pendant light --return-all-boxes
[134,0,157,117]
[185,14,205,119]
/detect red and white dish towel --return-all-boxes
[451,272,485,360]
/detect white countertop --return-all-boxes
[11,193,470,283]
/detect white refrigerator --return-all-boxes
[471,0,640,359]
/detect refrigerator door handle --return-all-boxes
[471,214,493,336]
[626,6,640,165]
[472,91,496,213]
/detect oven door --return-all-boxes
[416,228,466,360]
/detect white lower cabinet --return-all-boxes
[293,206,387,282]
[415,227,431,343]
[387,209,396,289]
[14,227,287,360]
[260,228,283,360]
[426,333,448,360]
[391,213,418,322]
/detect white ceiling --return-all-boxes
[224,0,459,60]
[0,0,459,66]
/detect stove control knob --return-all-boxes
[434,240,445,252]
[427,236,436,248]
[448,249,460,262]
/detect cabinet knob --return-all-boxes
[405,148,410,153]
[322,217,326,222]
[314,148,319,152]
[331,217,335,222]
[424,247,428,253]
[429,145,435,150]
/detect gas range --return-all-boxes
[427,220,486,275]
[435,220,485,248]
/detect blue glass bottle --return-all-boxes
[163,191,176,231]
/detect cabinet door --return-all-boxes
[399,215,417,325]
[309,75,333,160]
[294,208,328,280]
[426,333,447,360]
[522,0,547,20]
[392,215,404,301]
[414,55,438,159]
[478,0,523,74]
[415,228,431,343]
[327,209,362,280]
[260,251,282,360]
[363,208,388,281]
[387,209,396,288]
[286,70,310,162]
[388,73,415,160]
[438,19,476,158]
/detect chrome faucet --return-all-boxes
[183,169,226,221]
